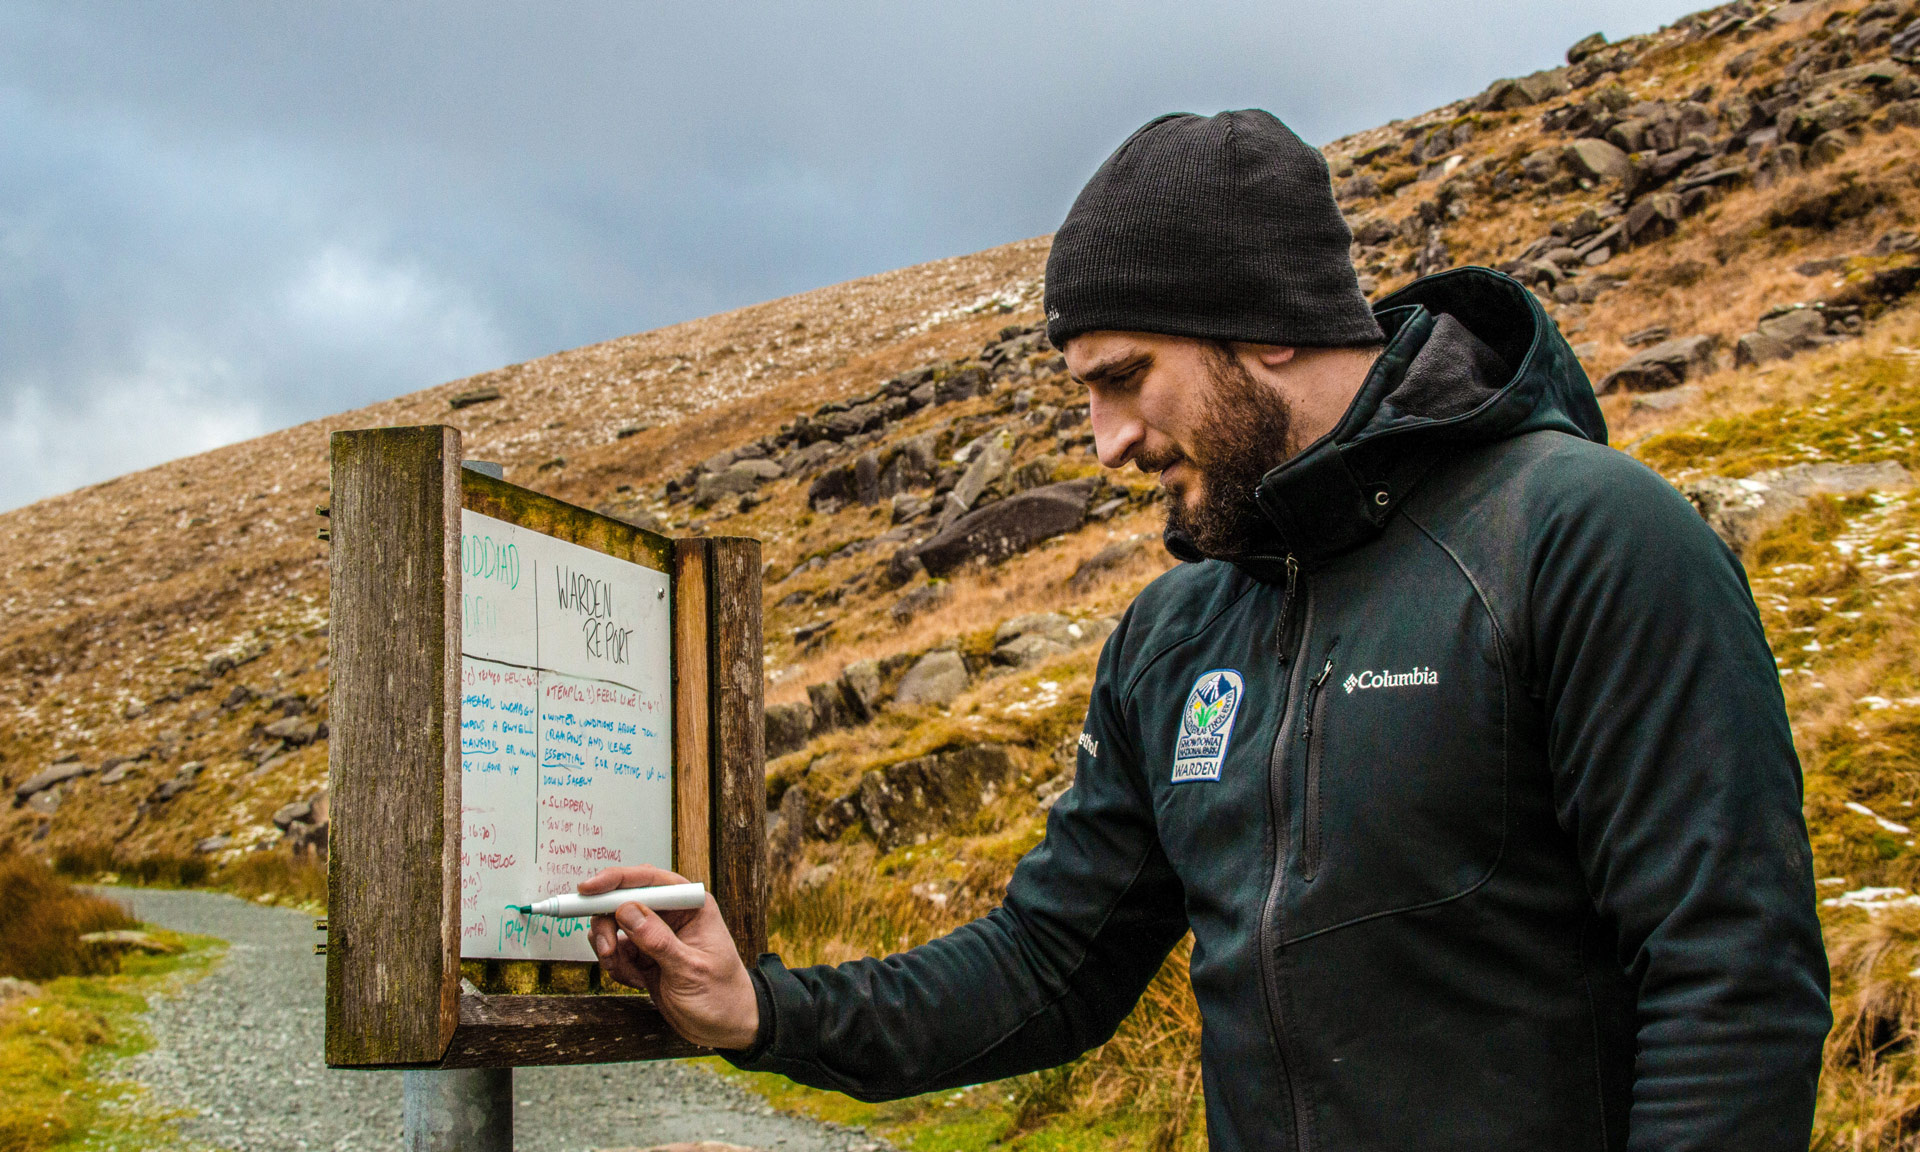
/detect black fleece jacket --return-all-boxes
[730,267,1831,1151]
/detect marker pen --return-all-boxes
[511,881,706,918]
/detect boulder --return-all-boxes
[1734,331,1794,367]
[448,386,502,410]
[890,493,929,524]
[1069,540,1144,592]
[79,930,177,955]
[13,760,92,805]
[272,800,313,830]
[893,650,970,708]
[694,461,777,507]
[1596,335,1719,393]
[857,744,1018,850]
[1520,148,1563,182]
[193,835,232,854]
[938,429,1015,528]
[1481,68,1570,111]
[838,660,883,723]
[1896,21,1920,62]
[765,786,807,882]
[1567,31,1608,64]
[1337,173,1379,201]
[287,818,329,857]
[1808,130,1852,166]
[1756,306,1830,349]
[1680,461,1913,551]
[263,715,319,744]
[910,480,1100,578]
[764,701,816,758]
[807,681,857,733]
[934,366,990,405]
[1350,215,1395,246]
[1624,192,1682,244]
[807,465,856,512]
[1564,138,1631,181]
[993,613,1077,666]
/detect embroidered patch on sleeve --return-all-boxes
[1172,669,1244,783]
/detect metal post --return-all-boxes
[398,457,513,1152]
[403,1069,512,1152]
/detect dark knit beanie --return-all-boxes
[1044,110,1384,350]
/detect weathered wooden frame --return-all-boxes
[325,424,765,1069]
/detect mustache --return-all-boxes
[1134,447,1184,474]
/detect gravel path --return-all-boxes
[102,887,890,1152]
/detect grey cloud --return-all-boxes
[1,0,1705,508]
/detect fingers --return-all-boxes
[577,864,693,895]
[615,901,698,970]
[601,933,658,992]
[588,912,621,961]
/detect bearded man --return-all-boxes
[580,110,1831,1150]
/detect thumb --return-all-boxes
[615,902,697,969]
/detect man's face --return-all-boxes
[1065,331,1296,558]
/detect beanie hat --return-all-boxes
[1044,110,1384,351]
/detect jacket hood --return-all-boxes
[1166,266,1607,576]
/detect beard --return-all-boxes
[1156,344,1296,559]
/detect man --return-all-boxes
[583,110,1831,1150]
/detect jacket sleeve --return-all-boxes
[1528,456,1830,1151]
[725,619,1191,1100]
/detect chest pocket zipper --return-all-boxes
[1300,642,1337,884]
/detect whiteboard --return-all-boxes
[457,510,673,961]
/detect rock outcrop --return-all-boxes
[1597,335,1719,392]
[1681,461,1914,551]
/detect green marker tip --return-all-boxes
[508,904,530,914]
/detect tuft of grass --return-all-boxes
[0,926,220,1152]
[218,850,328,908]
[0,849,136,981]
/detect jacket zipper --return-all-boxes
[1300,645,1336,884]
[1271,555,1300,664]
[1259,554,1316,1152]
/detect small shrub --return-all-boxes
[0,850,135,980]
[222,851,328,907]
[120,855,209,888]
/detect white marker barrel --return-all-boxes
[522,882,706,918]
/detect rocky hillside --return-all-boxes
[11,0,1920,1145]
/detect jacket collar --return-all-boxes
[1164,267,1607,581]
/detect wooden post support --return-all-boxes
[326,425,464,1067]
[706,537,767,962]
[671,539,713,889]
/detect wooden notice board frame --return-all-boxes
[323,424,766,1069]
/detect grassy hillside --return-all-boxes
[10,0,1920,1145]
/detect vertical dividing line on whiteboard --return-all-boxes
[533,559,540,874]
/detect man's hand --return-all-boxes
[580,865,760,1051]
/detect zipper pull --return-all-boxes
[1273,554,1300,660]
[1301,656,1334,743]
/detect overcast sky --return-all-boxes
[0,1,1710,510]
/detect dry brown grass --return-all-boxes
[0,848,135,980]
